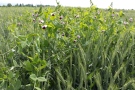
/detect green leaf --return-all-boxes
[88,72,95,80]
[13,60,18,67]
[30,74,37,82]
[0,80,5,89]
[119,11,124,17]
[20,41,27,48]
[37,60,47,70]
[35,87,41,90]
[38,7,42,14]
[14,80,21,90]
[8,71,14,79]
[37,77,47,82]
[7,85,14,90]
[23,61,34,71]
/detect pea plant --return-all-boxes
[0,4,135,90]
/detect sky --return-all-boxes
[0,0,135,9]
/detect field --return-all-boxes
[1,6,135,90]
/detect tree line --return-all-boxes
[0,3,54,7]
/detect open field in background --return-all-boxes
[116,9,135,18]
[1,6,135,90]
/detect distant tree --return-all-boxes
[21,4,24,7]
[19,4,22,7]
[7,3,12,7]
[2,5,6,7]
[37,4,44,7]
[18,3,24,7]
[15,3,19,7]
[25,4,34,7]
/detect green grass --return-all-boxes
[0,6,135,90]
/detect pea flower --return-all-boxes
[116,13,119,16]
[51,12,55,16]
[77,35,80,38]
[59,16,63,20]
[33,19,36,22]
[101,30,105,33]
[35,14,38,17]
[39,20,44,23]
[111,14,115,17]
[32,13,35,17]
[62,33,65,36]
[123,21,128,25]
[74,40,77,43]
[75,15,79,18]
[97,11,100,15]
[42,25,47,29]
[129,18,133,22]
[60,21,65,25]
[17,22,22,26]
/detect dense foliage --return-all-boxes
[0,6,135,90]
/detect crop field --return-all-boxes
[1,5,135,90]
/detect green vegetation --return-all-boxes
[0,5,135,90]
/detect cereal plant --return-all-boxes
[0,4,135,90]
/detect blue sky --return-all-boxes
[0,0,135,9]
